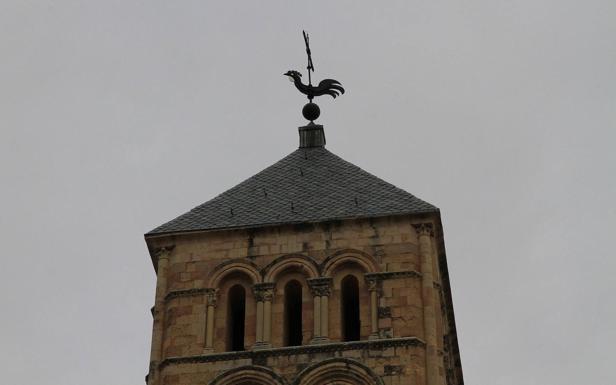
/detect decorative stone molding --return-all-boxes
[262,291,274,302]
[164,288,209,302]
[312,286,331,297]
[208,365,288,385]
[364,270,422,282]
[205,288,219,307]
[206,259,261,288]
[307,277,332,297]
[262,254,320,281]
[293,357,385,385]
[252,290,266,302]
[153,245,174,260]
[253,282,275,302]
[365,276,380,292]
[412,223,434,237]
[321,249,379,276]
[159,337,425,367]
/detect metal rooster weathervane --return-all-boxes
[285,31,345,122]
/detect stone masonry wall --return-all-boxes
[145,214,454,385]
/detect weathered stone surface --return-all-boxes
[145,215,462,385]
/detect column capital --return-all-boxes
[253,282,275,302]
[205,288,219,307]
[307,277,332,297]
[153,245,175,260]
[412,223,434,237]
[364,275,381,292]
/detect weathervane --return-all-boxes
[285,31,345,122]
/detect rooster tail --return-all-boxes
[326,90,340,98]
[318,79,345,95]
[330,84,345,94]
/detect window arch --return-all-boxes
[284,280,303,346]
[227,284,246,351]
[208,365,287,385]
[341,275,360,341]
[293,358,384,385]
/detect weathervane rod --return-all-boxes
[303,30,314,87]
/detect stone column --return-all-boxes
[366,275,380,339]
[252,286,264,344]
[320,290,330,339]
[148,246,172,385]
[255,299,264,343]
[413,223,442,385]
[262,285,274,344]
[308,278,332,343]
[312,295,321,338]
[253,283,275,349]
[204,288,219,353]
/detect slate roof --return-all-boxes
[147,147,438,235]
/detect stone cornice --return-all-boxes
[164,288,209,302]
[364,270,422,281]
[159,337,425,368]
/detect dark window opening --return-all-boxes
[341,275,360,341]
[227,284,246,351]
[284,280,303,346]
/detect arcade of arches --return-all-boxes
[203,251,378,352]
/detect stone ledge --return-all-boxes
[159,337,426,368]
[165,288,209,302]
[365,270,422,281]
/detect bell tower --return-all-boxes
[143,32,463,385]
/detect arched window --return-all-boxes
[284,280,303,346]
[341,275,360,341]
[227,284,246,351]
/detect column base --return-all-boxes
[369,333,380,340]
[202,347,215,354]
[310,336,330,344]
[252,342,272,350]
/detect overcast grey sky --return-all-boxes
[1,1,614,384]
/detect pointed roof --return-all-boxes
[147,131,438,236]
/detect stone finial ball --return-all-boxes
[302,102,320,121]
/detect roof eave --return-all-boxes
[144,208,440,240]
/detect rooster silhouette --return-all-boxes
[284,70,345,100]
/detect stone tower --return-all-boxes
[144,124,464,385]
